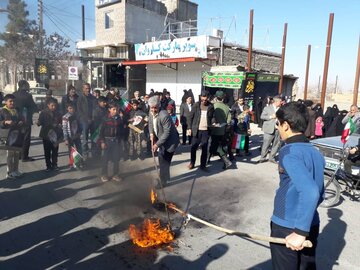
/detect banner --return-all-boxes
[35,58,49,85]
[202,71,245,89]
[135,36,208,61]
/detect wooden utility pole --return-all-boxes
[38,0,43,57]
[247,9,254,72]
[353,36,360,106]
[320,13,334,109]
[82,5,85,41]
[278,23,288,94]
[304,45,311,100]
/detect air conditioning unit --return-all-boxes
[212,29,224,39]
[104,46,117,58]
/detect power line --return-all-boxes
[43,7,81,37]
[44,3,95,21]
[43,10,76,43]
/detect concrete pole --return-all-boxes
[247,9,254,72]
[38,0,43,57]
[353,36,360,106]
[278,23,288,94]
[320,13,334,109]
[82,5,85,41]
[304,45,311,100]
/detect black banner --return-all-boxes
[241,73,257,109]
[35,58,49,84]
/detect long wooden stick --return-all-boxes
[165,203,313,248]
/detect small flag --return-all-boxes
[119,98,132,113]
[91,125,101,143]
[341,118,356,144]
[70,146,82,168]
[248,100,253,111]
[231,134,246,150]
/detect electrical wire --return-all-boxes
[43,10,76,43]
[43,6,82,36]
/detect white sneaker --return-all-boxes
[13,171,23,177]
[6,172,16,179]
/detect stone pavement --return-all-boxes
[0,122,359,269]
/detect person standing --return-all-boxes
[13,80,38,162]
[37,98,62,171]
[77,83,96,159]
[0,94,24,178]
[148,96,179,188]
[140,94,151,154]
[231,96,245,119]
[180,95,193,145]
[61,85,78,115]
[187,91,214,171]
[209,91,232,169]
[258,95,282,163]
[270,102,324,270]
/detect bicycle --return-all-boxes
[321,147,360,207]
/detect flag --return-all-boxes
[119,98,132,113]
[341,118,356,144]
[91,125,101,143]
[231,134,246,150]
[70,146,82,168]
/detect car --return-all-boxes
[29,87,48,110]
[311,133,360,171]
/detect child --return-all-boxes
[62,102,82,169]
[99,102,122,182]
[37,98,62,171]
[92,96,108,155]
[127,99,147,160]
[235,105,251,156]
[167,104,179,127]
[0,94,23,178]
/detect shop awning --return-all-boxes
[202,71,245,89]
[122,57,197,66]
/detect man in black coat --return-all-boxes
[187,91,214,171]
[13,80,38,161]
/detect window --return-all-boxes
[105,11,114,29]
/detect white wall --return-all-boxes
[146,61,210,105]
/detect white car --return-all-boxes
[29,87,48,109]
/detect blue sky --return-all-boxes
[0,0,359,92]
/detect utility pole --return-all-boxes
[82,5,85,41]
[247,9,254,72]
[278,23,288,94]
[334,75,338,94]
[38,0,43,57]
[320,13,334,109]
[304,45,311,100]
[353,36,360,106]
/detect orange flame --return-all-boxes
[129,219,174,248]
[151,189,157,204]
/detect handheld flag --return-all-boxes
[231,133,246,150]
[341,118,356,144]
[91,125,101,143]
[70,146,83,168]
[119,98,132,113]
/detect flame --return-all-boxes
[151,189,157,204]
[129,219,174,248]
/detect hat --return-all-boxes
[166,104,174,111]
[215,91,224,99]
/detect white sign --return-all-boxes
[68,66,78,80]
[96,0,119,7]
[135,35,208,61]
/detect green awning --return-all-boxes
[202,71,245,89]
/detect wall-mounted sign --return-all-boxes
[202,71,245,89]
[68,66,79,80]
[35,58,49,84]
[96,0,121,7]
[135,35,208,61]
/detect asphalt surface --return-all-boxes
[0,122,359,270]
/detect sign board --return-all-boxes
[96,0,120,7]
[135,35,208,61]
[68,66,79,80]
[202,71,245,89]
[35,58,49,85]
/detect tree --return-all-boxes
[0,0,72,90]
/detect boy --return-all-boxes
[37,98,62,171]
[235,105,251,156]
[99,102,122,182]
[270,102,325,269]
[0,94,24,178]
[92,96,108,155]
[62,102,82,169]
[167,104,179,127]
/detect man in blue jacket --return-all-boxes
[271,102,325,270]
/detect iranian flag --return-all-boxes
[69,147,83,168]
[341,118,356,144]
[91,125,101,143]
[231,134,246,150]
[119,98,132,113]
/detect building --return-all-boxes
[76,0,198,97]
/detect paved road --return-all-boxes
[0,123,359,269]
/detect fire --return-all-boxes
[128,219,174,248]
[151,189,157,204]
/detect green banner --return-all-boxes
[257,74,280,82]
[202,71,245,89]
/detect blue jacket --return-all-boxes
[271,138,325,236]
